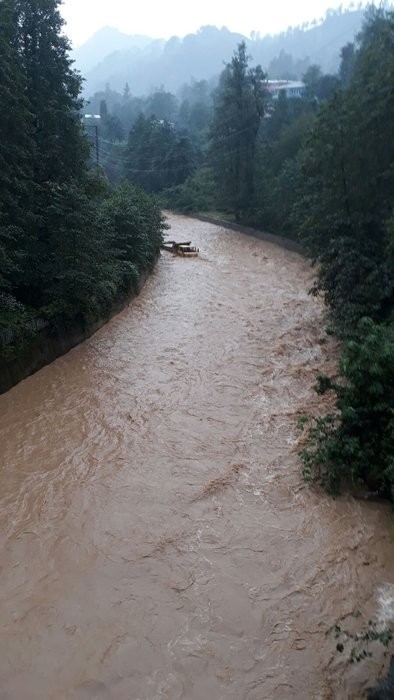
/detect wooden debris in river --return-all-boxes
[161,240,199,257]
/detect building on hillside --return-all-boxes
[265,80,305,99]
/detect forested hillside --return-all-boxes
[0,0,165,369]
[77,6,367,97]
[71,27,155,75]
[186,7,392,501]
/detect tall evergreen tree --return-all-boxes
[10,0,92,306]
[124,115,194,192]
[0,1,34,216]
[0,0,166,365]
[0,0,34,294]
[209,43,267,221]
[296,8,394,327]
[15,0,89,183]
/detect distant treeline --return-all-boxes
[0,0,166,363]
[78,5,368,97]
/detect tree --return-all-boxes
[339,42,356,86]
[163,167,216,213]
[16,0,89,184]
[124,115,161,192]
[124,115,195,192]
[301,318,394,499]
[0,1,34,214]
[209,42,267,220]
[268,50,296,80]
[0,0,167,366]
[297,9,394,328]
[301,64,339,101]
[123,82,131,102]
[101,181,165,283]
[145,89,178,122]
[100,99,108,120]
[8,0,91,307]
[177,79,213,139]
[0,0,34,296]
[297,9,394,500]
[102,114,125,143]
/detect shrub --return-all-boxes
[301,318,394,500]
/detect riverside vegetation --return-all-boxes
[0,0,166,366]
[107,7,394,504]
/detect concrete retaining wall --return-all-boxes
[0,266,154,395]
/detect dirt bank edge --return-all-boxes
[185,213,304,254]
[0,264,156,396]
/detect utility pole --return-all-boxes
[82,116,101,176]
[94,124,99,174]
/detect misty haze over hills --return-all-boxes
[71,28,161,75]
[73,6,369,98]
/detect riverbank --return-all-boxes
[0,264,155,395]
[185,211,304,254]
[1,211,303,396]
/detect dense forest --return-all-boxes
[0,0,165,364]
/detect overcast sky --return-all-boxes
[60,0,371,47]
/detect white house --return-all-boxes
[265,80,305,99]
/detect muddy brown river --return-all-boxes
[0,215,393,700]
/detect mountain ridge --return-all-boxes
[74,6,380,98]
[71,27,156,74]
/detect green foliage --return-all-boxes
[296,414,309,430]
[253,153,303,237]
[124,115,196,192]
[0,0,35,292]
[145,90,178,122]
[330,616,393,664]
[296,9,394,330]
[101,114,125,143]
[268,50,298,80]
[0,0,168,363]
[209,43,267,221]
[177,79,213,145]
[18,0,89,183]
[302,64,339,100]
[301,319,394,498]
[0,293,35,359]
[101,181,165,281]
[162,167,216,213]
[253,94,316,235]
[339,42,356,86]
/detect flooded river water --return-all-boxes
[0,215,393,700]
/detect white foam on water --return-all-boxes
[377,583,394,626]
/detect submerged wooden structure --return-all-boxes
[161,240,199,257]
